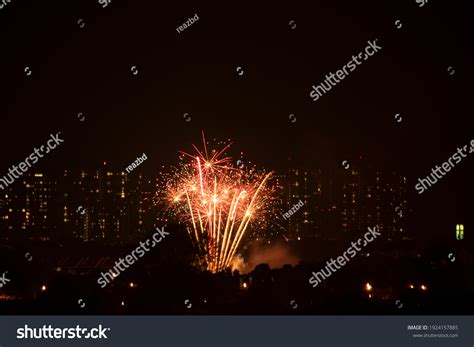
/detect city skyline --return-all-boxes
[1,161,413,244]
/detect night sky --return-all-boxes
[0,0,472,239]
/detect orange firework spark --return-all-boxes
[155,132,276,273]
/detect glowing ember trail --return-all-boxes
[154,132,276,273]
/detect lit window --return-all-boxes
[456,224,464,240]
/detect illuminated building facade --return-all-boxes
[0,173,55,240]
[0,167,148,242]
[283,163,408,241]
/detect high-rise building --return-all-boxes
[285,168,319,240]
[0,173,55,240]
[59,164,147,242]
[281,163,408,241]
[0,167,148,242]
[341,167,362,237]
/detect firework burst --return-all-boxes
[154,132,276,273]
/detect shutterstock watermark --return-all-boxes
[0,132,64,190]
[0,271,10,288]
[97,226,169,288]
[309,226,380,288]
[309,39,382,102]
[0,0,13,11]
[416,139,474,194]
[17,325,110,339]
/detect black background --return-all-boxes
[0,0,472,240]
